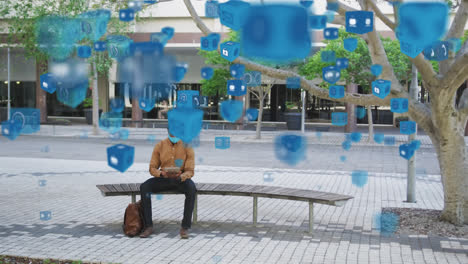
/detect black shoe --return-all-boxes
[140,227,153,238]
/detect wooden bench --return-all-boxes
[96,183,353,234]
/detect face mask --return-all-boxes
[169,135,180,144]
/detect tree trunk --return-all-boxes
[367,106,374,142]
[92,62,99,135]
[132,97,142,128]
[345,83,357,132]
[35,61,47,123]
[256,88,264,139]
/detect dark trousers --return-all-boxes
[140,177,197,229]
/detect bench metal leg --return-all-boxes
[131,194,136,203]
[253,196,258,226]
[193,194,198,224]
[309,202,314,234]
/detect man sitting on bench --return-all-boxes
[139,129,196,239]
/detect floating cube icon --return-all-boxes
[372,79,391,99]
[199,96,209,107]
[322,66,341,84]
[168,108,204,143]
[374,133,384,144]
[342,140,352,151]
[174,63,188,82]
[423,41,449,61]
[128,1,143,11]
[390,98,408,113]
[200,33,220,51]
[107,35,133,61]
[151,27,175,46]
[410,140,421,151]
[244,71,261,87]
[119,9,135,22]
[99,112,122,134]
[220,100,243,123]
[324,27,339,40]
[94,41,107,52]
[215,136,230,149]
[351,170,368,187]
[139,97,155,112]
[40,73,57,94]
[274,134,307,166]
[309,15,327,29]
[227,79,247,96]
[399,40,423,58]
[371,64,382,76]
[346,11,373,34]
[192,95,201,108]
[336,58,349,69]
[10,108,41,134]
[399,143,415,160]
[78,9,111,42]
[321,50,336,63]
[331,112,347,126]
[343,37,358,52]
[220,41,240,62]
[300,0,314,8]
[206,0,219,18]
[110,97,125,113]
[350,132,362,143]
[400,121,416,135]
[340,155,347,162]
[218,0,250,30]
[201,67,214,80]
[263,172,274,182]
[107,144,135,172]
[286,77,301,89]
[384,136,395,146]
[77,45,92,58]
[230,64,245,79]
[40,211,52,221]
[176,90,200,109]
[327,2,339,12]
[246,108,259,121]
[39,179,47,187]
[374,212,399,237]
[56,82,88,108]
[1,119,22,140]
[329,85,345,99]
[356,106,366,119]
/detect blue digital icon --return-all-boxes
[300,0,314,8]
[110,97,125,113]
[78,9,111,42]
[351,170,368,188]
[342,140,351,151]
[40,211,52,221]
[128,1,143,11]
[40,73,56,94]
[309,15,327,30]
[220,100,243,123]
[325,11,335,23]
[329,85,345,99]
[274,134,307,166]
[423,41,449,61]
[331,112,347,126]
[246,108,259,121]
[383,136,395,146]
[243,71,261,87]
[400,121,416,135]
[94,41,107,52]
[39,180,47,187]
[327,2,339,12]
[192,95,201,108]
[370,64,382,76]
[174,63,188,82]
[227,79,247,96]
[390,98,408,113]
[41,145,50,153]
[215,136,230,149]
[199,96,209,107]
[399,142,418,160]
[356,106,366,119]
[107,35,133,61]
[220,41,240,62]
[323,66,341,84]
[119,8,135,22]
[56,81,88,108]
[340,155,347,162]
[168,108,204,143]
[345,11,374,34]
[321,50,336,63]
[336,58,349,70]
[241,4,311,63]
[350,132,362,143]
[343,37,358,52]
[263,172,274,182]
[10,108,41,134]
[374,133,384,144]
[155,194,163,200]
[201,67,214,80]
[107,144,135,173]
[189,136,200,148]
[175,159,184,168]
[119,129,129,140]
[200,33,221,51]
[99,112,122,134]
[218,0,250,30]
[230,64,245,79]
[399,40,424,58]
[374,212,399,237]
[372,79,391,99]
[286,77,301,89]
[77,45,92,58]
[324,27,339,40]
[176,90,200,109]
[206,0,219,18]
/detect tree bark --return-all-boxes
[345,83,357,132]
[35,61,47,123]
[132,97,142,128]
[92,62,99,135]
[256,88,264,139]
[367,106,374,142]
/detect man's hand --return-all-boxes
[160,170,167,178]
[180,173,190,182]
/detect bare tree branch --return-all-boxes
[183,0,211,35]
[458,86,468,117]
[367,0,395,30]
[441,51,468,93]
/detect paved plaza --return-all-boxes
[0,126,467,263]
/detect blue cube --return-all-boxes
[356,106,366,119]
[110,97,125,113]
[423,41,449,61]
[263,172,274,182]
[200,33,220,51]
[168,108,204,143]
[107,35,133,61]
[410,140,421,151]
[119,129,129,140]
[230,64,245,79]
[40,211,52,221]
[192,95,201,108]
[336,58,349,69]
[139,97,155,112]
[77,45,92,58]
[329,85,345,99]
[274,134,307,166]
[371,64,382,76]
[399,143,415,160]
[176,90,200,109]
[351,170,368,187]
[56,82,88,108]
[331,112,347,126]
[215,136,230,149]
[107,144,135,172]
[227,79,247,96]
[174,63,188,82]
[342,140,352,151]
[324,27,339,40]
[286,77,301,89]
[119,9,135,22]
[199,96,209,107]
[40,73,57,94]
[10,108,41,134]
[220,41,240,62]
[300,0,314,8]
[346,11,373,34]
[400,121,416,135]
[350,132,362,143]
[39,179,47,187]
[220,100,243,123]
[325,11,335,23]
[78,9,111,42]
[128,1,143,11]
[243,71,261,87]
[94,41,107,52]
[399,40,423,58]
[218,0,250,30]
[323,66,341,84]
[384,136,395,146]
[374,133,384,144]
[321,50,336,63]
[374,212,399,237]
[372,79,391,99]
[151,27,175,46]
[201,67,214,80]
[340,155,347,162]
[99,112,122,134]
[309,15,327,29]
[246,108,259,121]
[343,37,358,52]
[327,2,339,12]
[206,0,219,18]
[161,27,175,40]
[390,98,408,113]
[1,119,22,140]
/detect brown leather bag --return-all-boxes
[122,200,144,237]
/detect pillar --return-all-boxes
[345,83,357,133]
